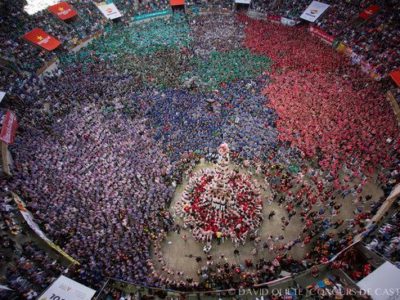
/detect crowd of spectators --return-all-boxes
[366,210,400,268]
[251,0,400,79]
[0,194,66,300]
[341,1,400,77]
[243,15,399,183]
[148,144,388,290]
[0,0,399,81]
[3,241,65,300]
[0,1,399,298]
[0,0,108,73]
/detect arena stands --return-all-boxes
[0,1,399,299]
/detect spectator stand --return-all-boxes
[10,193,80,265]
[0,57,22,75]
[330,245,377,288]
[0,1,398,298]
[358,184,400,241]
[363,206,400,268]
[0,193,71,300]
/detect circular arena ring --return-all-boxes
[2,6,400,297]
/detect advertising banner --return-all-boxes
[23,28,61,51]
[133,9,171,21]
[38,275,96,300]
[96,3,122,20]
[0,110,18,145]
[281,17,299,26]
[267,15,281,23]
[48,2,77,20]
[12,193,80,265]
[300,1,330,22]
[309,26,335,44]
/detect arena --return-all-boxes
[0,0,400,299]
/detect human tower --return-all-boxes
[176,144,264,245]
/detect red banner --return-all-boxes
[268,15,281,23]
[359,5,380,20]
[0,111,18,145]
[170,0,185,6]
[309,26,335,45]
[390,70,400,87]
[48,2,77,20]
[23,28,61,51]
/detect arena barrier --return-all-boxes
[36,57,58,76]
[132,9,172,22]
[359,184,400,237]
[250,11,299,26]
[386,91,400,125]
[96,264,328,298]
[11,192,80,265]
[309,25,336,45]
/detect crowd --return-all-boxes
[0,1,399,298]
[190,14,244,56]
[149,145,386,290]
[139,77,278,162]
[0,197,66,300]
[176,144,264,245]
[10,105,174,288]
[252,0,309,18]
[341,1,400,77]
[242,15,400,183]
[1,0,399,81]
[251,0,400,79]
[336,246,381,285]
[365,210,400,268]
[0,0,110,73]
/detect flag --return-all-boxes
[23,28,61,51]
[389,70,400,87]
[0,111,18,145]
[48,2,77,21]
[359,5,380,20]
[170,0,185,6]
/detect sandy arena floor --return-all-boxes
[152,161,384,281]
